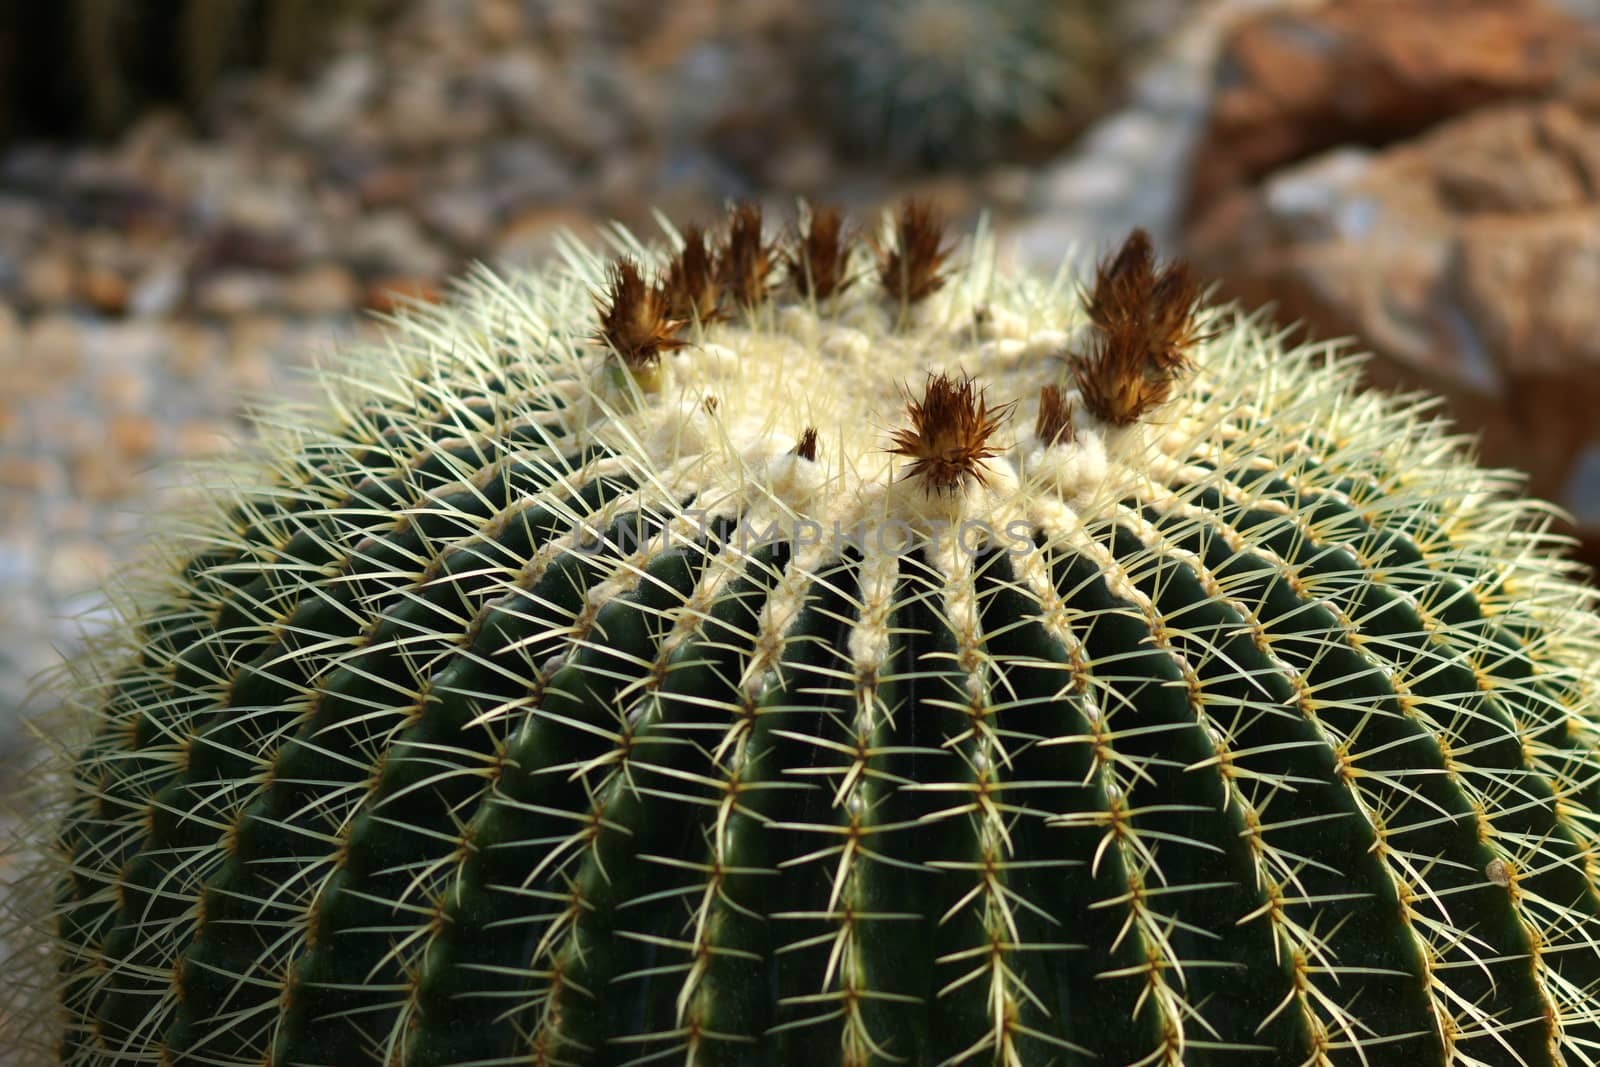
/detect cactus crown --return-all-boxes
[10,201,1600,1067]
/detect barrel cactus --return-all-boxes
[811,0,1113,167]
[0,0,366,139]
[13,200,1600,1067]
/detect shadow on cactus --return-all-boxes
[6,199,1600,1066]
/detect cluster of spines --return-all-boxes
[874,198,955,311]
[1034,384,1074,445]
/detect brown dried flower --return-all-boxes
[1034,384,1075,445]
[660,225,723,324]
[786,206,855,301]
[877,199,953,308]
[595,258,687,369]
[717,201,777,310]
[1144,260,1210,374]
[888,373,1012,493]
[1074,229,1212,425]
[1084,229,1155,331]
[1074,328,1181,427]
[792,426,819,461]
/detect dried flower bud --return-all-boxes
[1085,229,1155,332]
[1035,384,1075,445]
[877,199,953,308]
[595,258,687,370]
[1074,327,1180,427]
[888,372,1011,492]
[717,202,777,310]
[792,426,819,461]
[661,225,723,324]
[1074,229,1212,425]
[786,206,855,301]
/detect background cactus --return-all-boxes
[810,0,1117,168]
[8,202,1600,1066]
[0,0,373,138]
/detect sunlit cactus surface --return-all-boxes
[17,202,1600,1067]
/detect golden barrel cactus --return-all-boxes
[10,202,1600,1066]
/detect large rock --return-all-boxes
[1185,0,1593,216]
[1186,81,1600,565]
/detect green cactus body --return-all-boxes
[25,208,1600,1067]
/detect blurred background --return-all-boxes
[0,0,1598,778]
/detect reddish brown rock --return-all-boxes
[20,246,77,309]
[1185,0,1594,220]
[1185,90,1600,567]
[175,420,237,459]
[80,265,130,316]
[495,207,599,266]
[281,262,360,316]
[69,447,137,501]
[107,414,161,463]
[0,457,56,492]
[364,276,444,314]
